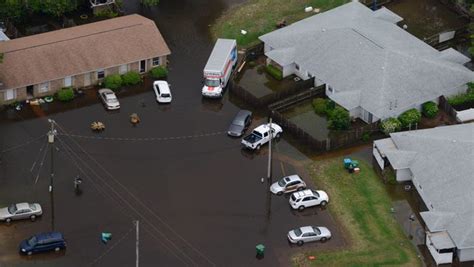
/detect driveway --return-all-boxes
[0,1,344,266]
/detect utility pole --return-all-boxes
[267,117,272,183]
[48,119,56,231]
[135,220,139,267]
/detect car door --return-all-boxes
[15,209,29,220]
[263,132,269,143]
[285,181,298,192]
[244,115,251,130]
[301,232,312,242]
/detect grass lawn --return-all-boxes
[211,0,349,47]
[293,158,421,266]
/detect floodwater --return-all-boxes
[281,100,330,140]
[385,0,469,38]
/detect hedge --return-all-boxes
[104,74,123,91]
[265,64,283,80]
[398,108,421,128]
[122,71,142,86]
[447,86,474,106]
[328,107,350,130]
[56,87,74,102]
[422,102,438,118]
[149,66,168,79]
[312,98,327,115]
[380,118,402,135]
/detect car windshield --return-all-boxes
[277,178,287,187]
[312,227,321,235]
[105,93,116,101]
[232,119,245,127]
[205,79,220,87]
[28,236,37,246]
[312,190,320,198]
[7,204,17,214]
[293,228,302,237]
[290,194,297,201]
[161,93,171,98]
[29,204,37,211]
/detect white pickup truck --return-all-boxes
[241,123,283,150]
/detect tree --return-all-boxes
[0,0,26,20]
[27,0,80,17]
[328,107,350,130]
[141,0,159,7]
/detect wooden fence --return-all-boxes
[439,96,458,119]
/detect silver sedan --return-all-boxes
[0,203,42,223]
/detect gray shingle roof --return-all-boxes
[259,1,474,120]
[382,123,474,249]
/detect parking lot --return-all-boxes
[0,1,344,266]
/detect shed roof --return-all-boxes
[259,1,474,119]
[0,14,171,90]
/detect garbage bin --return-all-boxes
[343,158,352,169]
[256,244,265,256]
[351,160,359,168]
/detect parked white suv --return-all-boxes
[270,175,306,195]
[289,189,329,210]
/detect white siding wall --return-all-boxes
[349,107,362,118]
[396,168,412,182]
[458,247,474,262]
[282,63,296,78]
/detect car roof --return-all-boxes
[292,189,314,198]
[286,174,302,182]
[253,123,281,134]
[300,226,315,233]
[16,203,30,210]
[236,110,251,119]
[154,81,170,93]
[36,231,64,241]
[99,88,113,94]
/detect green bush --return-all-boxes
[56,87,74,102]
[312,98,327,115]
[398,109,421,128]
[122,71,142,86]
[95,9,118,18]
[380,118,401,135]
[361,132,370,142]
[265,64,283,80]
[447,86,474,106]
[422,101,438,118]
[326,99,336,111]
[149,66,168,79]
[104,74,123,91]
[328,107,350,130]
[141,0,159,6]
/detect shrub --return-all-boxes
[56,87,74,102]
[103,74,123,91]
[122,71,142,86]
[312,98,327,115]
[361,131,370,142]
[95,9,118,18]
[398,109,421,128]
[326,99,336,111]
[422,101,438,118]
[265,64,283,80]
[328,107,350,130]
[447,86,474,106]
[380,118,401,135]
[149,66,168,79]
[141,0,159,6]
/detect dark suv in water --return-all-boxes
[20,232,66,255]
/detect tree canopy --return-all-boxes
[0,0,83,20]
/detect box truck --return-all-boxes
[202,39,237,98]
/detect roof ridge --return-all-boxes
[3,23,146,54]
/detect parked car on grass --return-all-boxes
[227,110,252,137]
[98,88,120,110]
[287,226,331,246]
[0,203,42,223]
[270,174,306,195]
[289,189,329,210]
[20,232,66,255]
[153,80,172,103]
[241,123,282,150]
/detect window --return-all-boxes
[4,89,16,101]
[97,69,105,79]
[39,82,50,93]
[328,86,333,93]
[152,57,160,66]
[64,76,72,87]
[119,64,128,74]
[295,64,300,70]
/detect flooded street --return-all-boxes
[0,0,344,266]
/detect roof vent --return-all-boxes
[322,28,326,32]
[452,140,457,143]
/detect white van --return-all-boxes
[153,80,172,103]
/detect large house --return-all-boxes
[373,123,474,265]
[0,14,170,105]
[259,0,474,124]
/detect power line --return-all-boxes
[59,131,226,142]
[0,134,45,153]
[55,121,217,266]
[89,223,136,266]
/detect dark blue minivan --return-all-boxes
[20,232,66,255]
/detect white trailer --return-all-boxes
[202,39,237,98]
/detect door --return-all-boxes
[64,76,72,87]
[26,85,34,98]
[139,60,146,73]
[84,73,91,87]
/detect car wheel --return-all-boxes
[320,201,328,207]
[30,215,36,221]
[298,206,305,211]
[277,191,283,196]
[275,133,281,139]
[321,237,328,242]
[54,247,61,252]
[5,218,11,223]
[27,251,32,256]
[297,240,304,246]
[256,145,261,150]
[297,187,304,191]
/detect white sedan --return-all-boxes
[287,226,332,246]
[98,88,120,110]
[0,203,42,223]
[153,80,172,103]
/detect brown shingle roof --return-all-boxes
[0,14,171,90]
